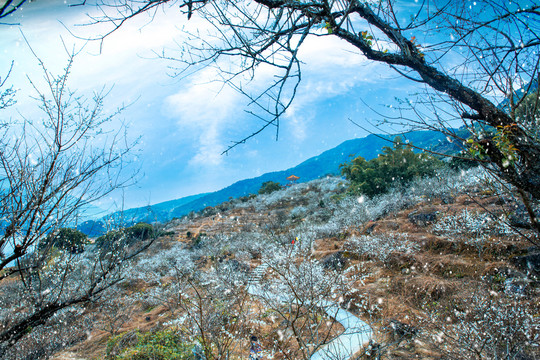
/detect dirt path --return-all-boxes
[247,264,372,360]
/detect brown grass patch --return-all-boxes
[389,275,459,308]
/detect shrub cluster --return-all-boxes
[95,223,155,250]
[345,233,418,261]
[107,329,193,360]
[340,136,442,196]
[39,228,89,254]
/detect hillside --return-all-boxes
[85,130,457,230]
[32,167,539,360]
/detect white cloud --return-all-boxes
[163,31,387,157]
[280,35,385,140]
[164,67,245,166]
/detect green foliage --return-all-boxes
[340,136,442,196]
[39,228,89,254]
[360,31,374,46]
[466,124,519,168]
[95,229,125,250]
[95,222,155,250]
[467,92,539,170]
[324,21,333,34]
[448,152,478,170]
[124,222,154,241]
[258,180,282,195]
[107,329,193,360]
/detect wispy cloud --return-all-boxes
[281,35,385,140]
[164,67,245,166]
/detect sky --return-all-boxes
[0,1,417,212]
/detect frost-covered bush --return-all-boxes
[432,209,516,257]
[407,169,462,200]
[394,166,511,205]
[124,242,193,282]
[309,189,420,238]
[289,205,308,220]
[431,294,540,359]
[315,176,348,193]
[194,232,268,261]
[345,233,418,261]
[433,210,515,238]
[251,182,308,211]
[236,176,345,212]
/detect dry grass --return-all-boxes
[47,179,539,360]
[389,275,459,308]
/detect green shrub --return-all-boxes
[95,230,125,250]
[340,136,442,196]
[96,223,155,250]
[107,329,193,360]
[39,228,89,254]
[448,150,480,170]
[124,222,154,241]
[258,180,282,194]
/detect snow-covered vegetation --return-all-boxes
[1,166,539,359]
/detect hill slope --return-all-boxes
[85,130,455,229]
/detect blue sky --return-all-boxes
[0,1,417,211]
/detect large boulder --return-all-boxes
[408,210,437,227]
[321,251,347,271]
[511,251,540,276]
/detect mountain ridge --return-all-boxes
[80,130,454,233]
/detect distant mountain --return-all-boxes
[80,130,456,234]
[499,79,538,110]
[107,192,209,224]
[78,193,208,236]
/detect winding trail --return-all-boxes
[247,263,372,360]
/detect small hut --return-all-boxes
[286,174,299,186]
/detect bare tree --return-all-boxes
[85,0,540,234]
[251,231,366,360]
[171,264,251,360]
[0,52,150,358]
[0,62,16,112]
[0,0,28,21]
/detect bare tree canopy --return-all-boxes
[76,0,539,236]
[0,51,153,356]
[0,0,27,20]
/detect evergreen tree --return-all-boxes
[341,137,441,196]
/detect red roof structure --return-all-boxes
[286,175,299,181]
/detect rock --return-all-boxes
[363,222,377,235]
[321,251,347,271]
[440,195,455,204]
[511,252,540,275]
[504,277,530,296]
[408,210,437,227]
[508,205,539,229]
[387,319,417,344]
[384,221,400,231]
